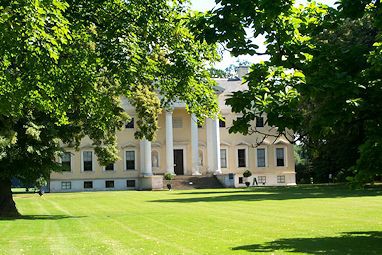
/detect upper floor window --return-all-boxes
[126,151,135,170]
[256,148,266,167]
[125,118,134,129]
[61,152,71,171]
[219,118,226,128]
[256,117,264,127]
[276,148,285,167]
[83,151,93,171]
[105,163,114,171]
[237,149,246,168]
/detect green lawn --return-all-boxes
[1,185,382,255]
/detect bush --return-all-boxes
[243,170,252,178]
[164,172,174,181]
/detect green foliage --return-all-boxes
[198,0,382,185]
[0,0,219,184]
[164,172,175,181]
[243,170,252,178]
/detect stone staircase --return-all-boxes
[164,175,224,190]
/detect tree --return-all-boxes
[195,0,382,185]
[0,0,219,217]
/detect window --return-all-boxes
[152,150,159,168]
[83,151,93,171]
[256,117,264,127]
[276,148,285,167]
[125,151,135,170]
[277,175,286,183]
[238,177,243,184]
[61,152,71,171]
[219,118,226,128]
[84,181,93,189]
[257,148,266,167]
[61,181,71,190]
[237,149,246,167]
[258,176,266,184]
[126,180,136,188]
[220,149,227,168]
[173,117,183,128]
[105,180,114,188]
[105,163,114,171]
[125,118,134,129]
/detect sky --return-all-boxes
[190,0,338,69]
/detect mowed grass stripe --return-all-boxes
[3,185,382,254]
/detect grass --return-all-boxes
[1,185,382,255]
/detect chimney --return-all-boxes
[236,66,249,79]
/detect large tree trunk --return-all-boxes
[0,178,19,217]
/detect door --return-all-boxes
[174,149,184,175]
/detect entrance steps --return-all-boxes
[164,175,224,190]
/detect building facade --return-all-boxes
[49,76,296,192]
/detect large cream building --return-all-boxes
[49,70,296,192]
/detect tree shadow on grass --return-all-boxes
[150,185,382,203]
[0,214,86,221]
[231,231,382,254]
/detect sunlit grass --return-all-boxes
[1,185,382,254]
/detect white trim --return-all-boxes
[81,150,95,172]
[124,148,138,171]
[256,146,268,168]
[275,146,287,168]
[236,146,249,168]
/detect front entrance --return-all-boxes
[174,149,184,175]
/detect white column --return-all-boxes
[165,110,175,174]
[212,117,222,174]
[206,117,221,174]
[140,139,152,176]
[191,114,200,175]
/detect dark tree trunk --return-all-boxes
[0,178,19,217]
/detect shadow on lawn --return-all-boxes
[0,214,86,221]
[150,185,382,203]
[231,231,382,254]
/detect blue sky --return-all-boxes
[190,0,338,69]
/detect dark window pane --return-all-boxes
[61,152,71,171]
[105,163,114,171]
[257,149,266,167]
[219,118,226,128]
[105,180,114,188]
[276,148,285,166]
[125,118,134,128]
[83,151,93,171]
[84,181,93,189]
[238,177,243,184]
[126,180,136,187]
[256,117,264,127]
[126,151,135,170]
[238,149,246,167]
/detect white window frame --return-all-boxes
[81,150,95,172]
[275,146,287,167]
[256,147,268,168]
[236,146,248,168]
[220,147,228,169]
[124,149,137,171]
[59,151,73,172]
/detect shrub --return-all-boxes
[164,172,174,181]
[243,170,252,178]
